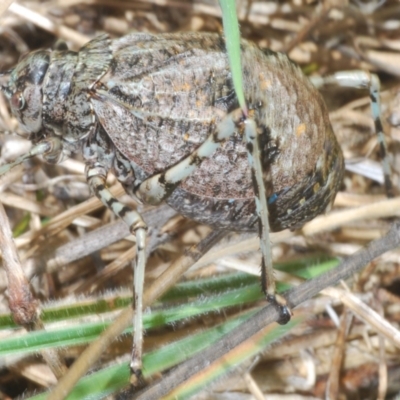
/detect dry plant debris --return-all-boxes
[0,1,400,399]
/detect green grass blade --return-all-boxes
[0,283,264,356]
[26,311,303,400]
[219,0,247,113]
[0,257,338,356]
[164,316,304,399]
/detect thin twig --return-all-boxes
[0,202,67,379]
[45,204,177,273]
[134,221,400,400]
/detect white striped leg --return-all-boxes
[0,137,62,176]
[244,119,291,324]
[86,165,147,377]
[135,109,242,205]
[311,71,393,198]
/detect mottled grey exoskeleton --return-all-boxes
[1,32,353,375]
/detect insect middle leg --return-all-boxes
[135,110,240,206]
[85,163,147,377]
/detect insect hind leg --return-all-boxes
[86,163,147,378]
[311,71,394,198]
[136,109,292,324]
[244,118,291,324]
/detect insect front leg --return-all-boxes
[0,136,62,175]
[311,71,394,198]
[85,163,147,379]
[244,118,291,324]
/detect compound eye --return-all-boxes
[10,91,25,110]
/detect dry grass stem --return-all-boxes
[322,287,400,349]
[1,1,400,399]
